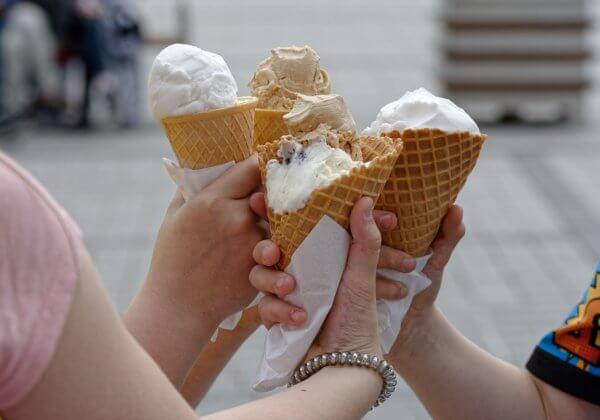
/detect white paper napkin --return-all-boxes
[253,216,351,391]
[162,158,261,338]
[376,253,432,353]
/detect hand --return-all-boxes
[410,205,465,310]
[250,200,464,348]
[388,205,466,360]
[308,197,383,357]
[251,197,384,356]
[145,156,265,330]
[248,194,412,328]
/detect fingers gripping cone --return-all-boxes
[257,136,403,270]
[253,109,289,149]
[161,97,258,169]
[375,128,486,257]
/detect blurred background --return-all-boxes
[1,0,599,418]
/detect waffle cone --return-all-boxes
[258,136,403,270]
[375,128,486,257]
[253,109,289,149]
[161,97,258,169]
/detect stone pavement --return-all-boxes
[3,1,600,419]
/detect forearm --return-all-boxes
[390,306,546,420]
[124,282,218,387]
[203,366,382,420]
[180,309,259,407]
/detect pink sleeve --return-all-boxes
[0,155,83,409]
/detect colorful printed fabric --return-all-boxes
[527,262,600,405]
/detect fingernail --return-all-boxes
[397,285,408,299]
[402,257,416,271]
[290,309,305,324]
[276,275,288,292]
[380,214,394,230]
[261,246,269,261]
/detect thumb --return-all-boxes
[423,205,465,280]
[342,197,381,302]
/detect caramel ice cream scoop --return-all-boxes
[284,94,356,135]
[249,46,330,111]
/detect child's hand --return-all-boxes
[145,156,265,329]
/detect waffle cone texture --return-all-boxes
[258,136,403,270]
[253,108,289,149]
[161,97,258,169]
[376,128,486,257]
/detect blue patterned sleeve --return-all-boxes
[526,262,600,406]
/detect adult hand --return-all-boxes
[388,205,465,358]
[145,156,265,330]
[248,193,412,329]
[307,197,383,357]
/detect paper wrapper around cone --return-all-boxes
[253,109,289,149]
[257,136,403,270]
[375,128,486,257]
[160,97,258,169]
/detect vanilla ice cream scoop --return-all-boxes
[284,94,356,135]
[266,139,361,214]
[249,46,330,110]
[148,44,238,120]
[362,88,480,136]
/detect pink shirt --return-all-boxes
[0,152,82,409]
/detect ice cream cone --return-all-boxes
[253,108,289,149]
[374,128,486,257]
[161,97,258,169]
[258,136,403,270]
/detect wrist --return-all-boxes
[127,279,220,344]
[294,353,393,409]
[388,305,438,366]
[319,364,383,394]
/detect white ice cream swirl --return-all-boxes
[148,44,238,120]
[362,88,480,136]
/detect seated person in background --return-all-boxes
[0,0,61,120]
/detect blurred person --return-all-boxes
[61,0,107,128]
[0,0,61,121]
[0,147,393,419]
[254,202,600,419]
[0,0,17,120]
[23,0,70,36]
[100,0,141,128]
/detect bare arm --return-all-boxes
[180,308,260,407]
[205,367,381,420]
[122,157,265,387]
[390,306,600,420]
[123,279,219,388]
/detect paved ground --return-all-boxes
[2,1,600,419]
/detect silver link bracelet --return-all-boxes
[287,352,397,409]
